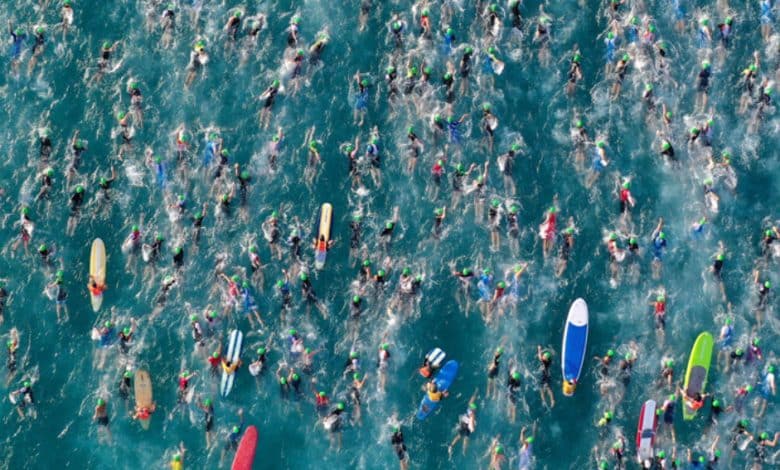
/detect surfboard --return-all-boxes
[89,238,106,312]
[231,425,258,470]
[220,329,243,398]
[635,400,658,465]
[682,332,714,420]
[314,203,332,270]
[134,369,153,430]
[561,298,589,397]
[416,360,458,420]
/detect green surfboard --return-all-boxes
[682,332,714,420]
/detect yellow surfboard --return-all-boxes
[134,369,153,430]
[314,203,332,270]
[89,238,106,312]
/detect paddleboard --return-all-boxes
[682,332,714,420]
[314,203,332,270]
[220,329,243,398]
[134,369,153,430]
[635,400,658,465]
[561,298,589,397]
[231,425,258,470]
[416,360,458,420]
[89,238,106,312]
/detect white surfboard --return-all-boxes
[220,329,243,398]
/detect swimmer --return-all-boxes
[486,347,503,399]
[219,409,244,466]
[391,425,409,470]
[185,39,208,87]
[47,269,68,322]
[449,395,478,457]
[650,218,666,279]
[93,398,112,444]
[537,345,555,407]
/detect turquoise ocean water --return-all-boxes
[0,0,777,469]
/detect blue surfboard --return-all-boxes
[416,360,459,420]
[561,298,589,396]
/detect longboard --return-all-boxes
[220,330,243,397]
[416,360,458,420]
[89,238,106,312]
[636,400,658,465]
[231,425,258,470]
[683,332,714,420]
[314,203,332,270]
[562,298,589,397]
[134,369,153,430]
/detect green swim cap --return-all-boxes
[318,391,326,397]
[645,83,653,91]
[422,9,429,16]
[271,210,278,219]
[657,450,665,458]
[99,177,106,185]
[385,222,394,230]
[296,49,304,57]
[289,329,297,336]
[509,205,518,214]
[497,281,506,289]
[662,141,671,151]
[292,16,300,25]
[337,402,345,410]
[174,246,183,255]
[444,72,452,80]
[38,244,47,253]
[495,445,503,454]
[386,66,396,74]
[117,111,126,120]
[402,267,411,276]
[102,41,111,50]
[204,398,212,406]
[769,365,775,373]
[56,269,64,278]
[622,53,630,61]
[712,399,720,407]
[104,321,111,328]
[23,380,31,387]
[483,268,492,275]
[352,373,360,381]
[299,272,308,281]
[124,370,133,378]
[423,66,431,75]
[764,281,771,289]
[702,60,710,69]
[607,349,615,357]
[212,351,219,359]
[665,360,673,367]
[469,402,477,410]
[543,351,551,360]
[462,268,472,276]
[257,347,266,355]
[21,207,30,215]
[232,426,239,433]
[658,231,666,240]
[657,294,665,302]
[753,338,760,346]
[291,373,299,380]
[464,46,473,54]
[75,185,84,194]
[234,10,241,17]
[488,46,497,55]
[512,371,520,380]
[491,198,500,208]
[608,233,617,241]
[352,295,360,304]
[434,208,444,216]
[280,377,287,384]
[573,52,582,63]
[381,343,389,350]
[276,280,284,288]
[272,79,280,88]
[97,398,105,406]
[596,140,606,149]
[189,314,197,322]
[349,351,358,359]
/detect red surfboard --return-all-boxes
[231,425,258,470]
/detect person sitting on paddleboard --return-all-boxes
[132,402,156,421]
[221,357,241,375]
[313,234,334,253]
[87,275,106,297]
[680,386,708,412]
[426,381,446,402]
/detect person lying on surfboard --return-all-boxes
[87,275,106,296]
